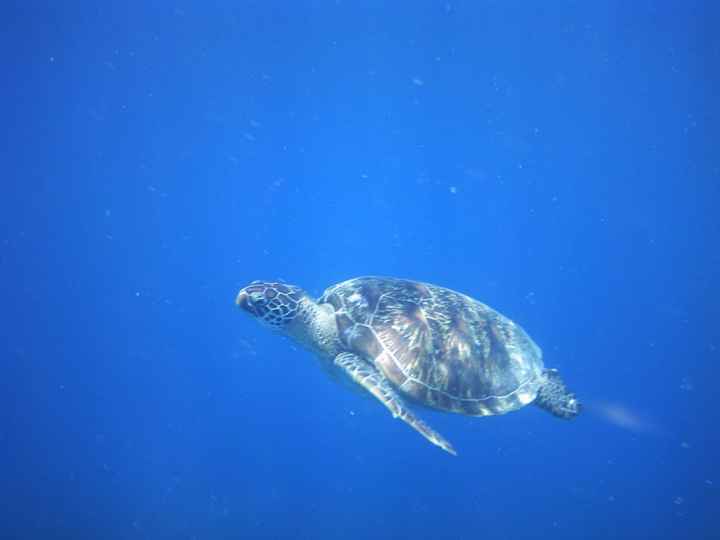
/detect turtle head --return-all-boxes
[236,280,339,356]
[235,281,309,330]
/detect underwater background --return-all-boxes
[3,2,719,539]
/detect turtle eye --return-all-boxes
[248,291,267,305]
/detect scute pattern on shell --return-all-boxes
[320,277,545,416]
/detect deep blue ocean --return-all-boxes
[3,2,719,539]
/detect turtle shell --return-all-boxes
[319,277,545,416]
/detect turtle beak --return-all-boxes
[235,289,250,310]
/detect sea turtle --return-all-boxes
[236,276,580,455]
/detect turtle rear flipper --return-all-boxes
[334,352,457,456]
[534,368,581,419]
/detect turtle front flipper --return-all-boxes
[334,352,457,456]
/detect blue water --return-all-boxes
[3,2,719,539]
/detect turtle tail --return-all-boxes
[534,368,581,419]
